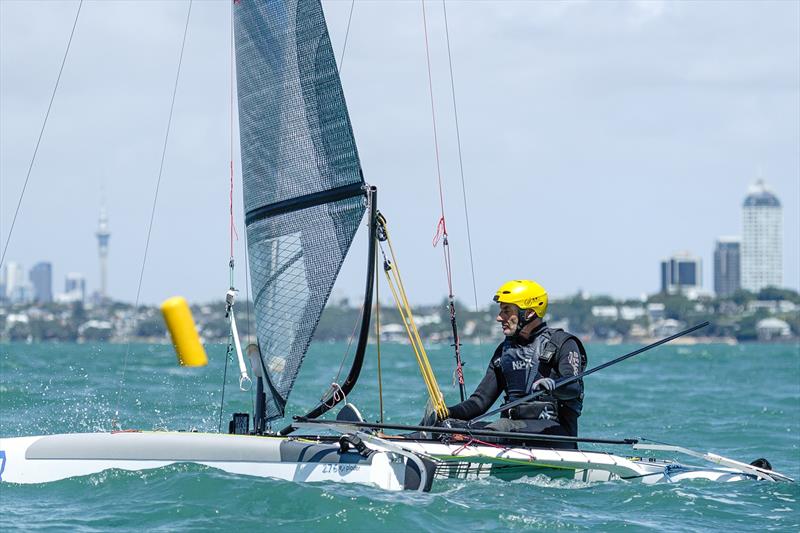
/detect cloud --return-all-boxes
[1,0,797,305]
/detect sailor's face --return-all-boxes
[496,303,520,336]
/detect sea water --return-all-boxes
[1,341,798,531]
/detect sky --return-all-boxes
[1,0,798,308]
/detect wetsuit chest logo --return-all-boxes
[499,337,549,401]
[511,357,535,371]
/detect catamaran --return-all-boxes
[0,0,793,492]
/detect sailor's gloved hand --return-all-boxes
[533,377,556,392]
[419,406,448,427]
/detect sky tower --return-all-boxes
[96,205,110,302]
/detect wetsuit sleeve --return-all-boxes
[552,339,584,401]
[447,358,502,420]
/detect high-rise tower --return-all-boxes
[714,237,740,297]
[29,262,53,303]
[660,252,702,295]
[96,205,110,302]
[741,179,782,293]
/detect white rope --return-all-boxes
[324,382,347,408]
[227,290,251,391]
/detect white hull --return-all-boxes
[399,441,753,484]
[0,432,432,491]
[2,430,790,491]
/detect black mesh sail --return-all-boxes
[234,0,366,421]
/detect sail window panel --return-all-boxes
[245,195,365,421]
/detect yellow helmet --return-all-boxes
[493,280,548,318]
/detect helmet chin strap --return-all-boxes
[514,309,536,336]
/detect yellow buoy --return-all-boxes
[161,296,208,367]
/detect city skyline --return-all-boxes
[1,1,798,305]
[1,260,86,305]
[1,199,110,305]
[1,176,795,307]
[659,178,787,300]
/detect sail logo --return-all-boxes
[0,450,6,481]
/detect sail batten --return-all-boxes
[235,0,366,421]
[245,182,364,225]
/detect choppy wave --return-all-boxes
[1,342,799,531]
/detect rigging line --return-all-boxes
[322,208,373,400]
[441,0,479,316]
[0,0,83,269]
[235,0,251,346]
[242,217,252,343]
[420,0,450,282]
[331,299,365,387]
[383,267,439,406]
[378,225,447,417]
[223,0,239,434]
[243,241,256,419]
[421,0,466,400]
[336,0,356,74]
[324,204,373,392]
[375,249,384,423]
[114,0,193,427]
[244,235,252,342]
[378,246,436,400]
[229,0,237,262]
[218,339,232,433]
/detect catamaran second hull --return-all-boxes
[398,441,762,484]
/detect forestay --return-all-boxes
[234,0,366,421]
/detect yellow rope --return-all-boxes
[379,219,448,418]
[383,268,446,416]
[382,271,426,384]
[375,249,384,424]
[389,265,443,407]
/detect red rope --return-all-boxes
[421,2,446,232]
[420,1,454,293]
[451,436,510,456]
[421,1,464,397]
[452,437,476,456]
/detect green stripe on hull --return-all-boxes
[433,454,580,481]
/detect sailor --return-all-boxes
[440,280,587,446]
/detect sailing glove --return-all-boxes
[533,377,556,392]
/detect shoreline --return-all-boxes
[1,338,798,347]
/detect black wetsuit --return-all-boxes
[446,323,587,447]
